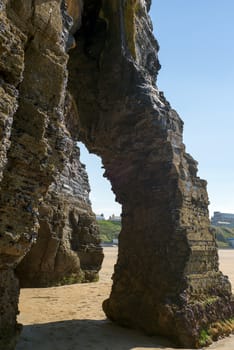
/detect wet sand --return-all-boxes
[16,248,234,350]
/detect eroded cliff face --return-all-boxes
[0,0,233,349]
[68,0,234,348]
[0,1,102,348]
[16,142,103,287]
[0,1,68,347]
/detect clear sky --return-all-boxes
[79,0,234,219]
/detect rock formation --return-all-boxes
[68,0,234,348]
[0,1,102,348]
[16,141,103,287]
[0,1,69,347]
[0,0,233,349]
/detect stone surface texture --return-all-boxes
[16,142,103,287]
[68,0,234,348]
[0,0,233,349]
[0,1,102,348]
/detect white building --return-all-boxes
[96,213,105,221]
[109,214,121,222]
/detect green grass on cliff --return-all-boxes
[98,220,234,247]
[212,226,234,248]
[97,220,121,243]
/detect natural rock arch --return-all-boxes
[0,1,233,349]
[68,0,234,347]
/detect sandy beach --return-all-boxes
[16,248,234,350]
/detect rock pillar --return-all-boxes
[68,0,234,347]
[0,1,70,347]
[16,142,103,287]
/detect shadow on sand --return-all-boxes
[16,319,175,350]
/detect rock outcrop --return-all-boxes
[0,0,233,349]
[0,1,69,347]
[0,1,102,348]
[68,0,234,348]
[16,142,103,287]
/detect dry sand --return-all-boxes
[16,248,234,350]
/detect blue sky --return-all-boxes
[79,0,234,219]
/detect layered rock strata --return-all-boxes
[0,1,69,347]
[0,0,233,349]
[68,0,234,348]
[0,1,101,348]
[16,142,103,287]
